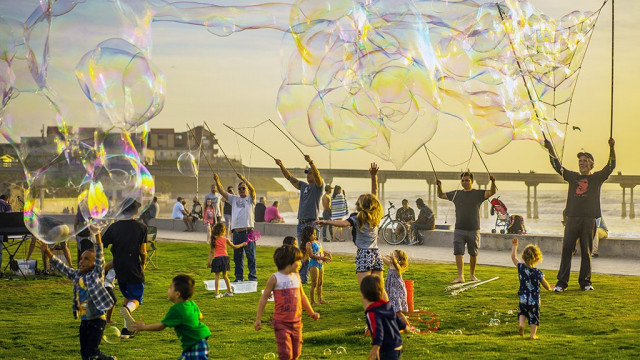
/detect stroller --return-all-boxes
[490,197,509,234]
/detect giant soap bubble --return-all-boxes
[0,0,607,241]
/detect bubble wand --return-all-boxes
[610,0,615,138]
[450,276,499,296]
[269,119,305,156]
[186,124,214,173]
[472,141,498,191]
[223,123,276,160]
[204,121,239,175]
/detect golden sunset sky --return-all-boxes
[1,0,638,190]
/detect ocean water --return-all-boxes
[280,189,640,239]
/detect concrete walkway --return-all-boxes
[158,229,640,277]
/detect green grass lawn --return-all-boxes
[1,242,639,359]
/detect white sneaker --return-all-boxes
[215,293,224,298]
[120,306,136,325]
[553,286,565,292]
[583,285,594,291]
[224,292,234,297]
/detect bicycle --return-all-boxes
[379,201,410,245]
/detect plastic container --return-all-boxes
[203,280,228,291]
[13,259,36,276]
[404,280,414,312]
[231,281,258,294]
[261,289,274,302]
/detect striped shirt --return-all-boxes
[331,194,348,220]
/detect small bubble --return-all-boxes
[482,311,487,316]
[454,329,463,335]
[102,326,121,344]
[263,353,276,360]
[336,347,347,354]
[448,331,454,335]
[323,348,332,355]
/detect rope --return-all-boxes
[269,119,305,156]
[224,123,276,160]
[204,121,239,175]
[233,130,246,179]
[423,145,439,182]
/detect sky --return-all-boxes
[1,0,638,191]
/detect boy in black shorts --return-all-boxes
[102,200,147,339]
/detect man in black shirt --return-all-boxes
[102,200,147,339]
[412,198,435,244]
[438,172,496,284]
[255,197,267,223]
[545,138,615,292]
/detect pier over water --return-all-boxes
[1,164,637,219]
[149,166,639,219]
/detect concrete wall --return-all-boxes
[147,218,640,259]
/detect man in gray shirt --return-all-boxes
[275,155,323,283]
[438,172,496,284]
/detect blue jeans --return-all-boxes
[296,221,318,283]
[79,317,107,360]
[233,231,257,281]
[321,210,333,241]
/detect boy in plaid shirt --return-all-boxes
[42,227,116,360]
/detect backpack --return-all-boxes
[507,215,526,234]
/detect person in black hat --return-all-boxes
[544,138,615,292]
[275,155,324,284]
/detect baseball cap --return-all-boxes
[577,152,594,162]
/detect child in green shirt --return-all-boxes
[131,275,211,359]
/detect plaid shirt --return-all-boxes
[51,242,114,319]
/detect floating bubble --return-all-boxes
[336,347,346,355]
[323,348,332,355]
[103,326,121,345]
[75,38,165,131]
[448,331,454,335]
[177,152,199,178]
[263,353,276,359]
[454,329,463,335]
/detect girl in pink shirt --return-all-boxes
[203,198,216,244]
[207,223,246,298]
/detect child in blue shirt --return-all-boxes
[511,238,552,339]
[361,274,406,360]
[131,275,211,359]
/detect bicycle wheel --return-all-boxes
[381,220,407,245]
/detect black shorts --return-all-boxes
[211,256,231,273]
